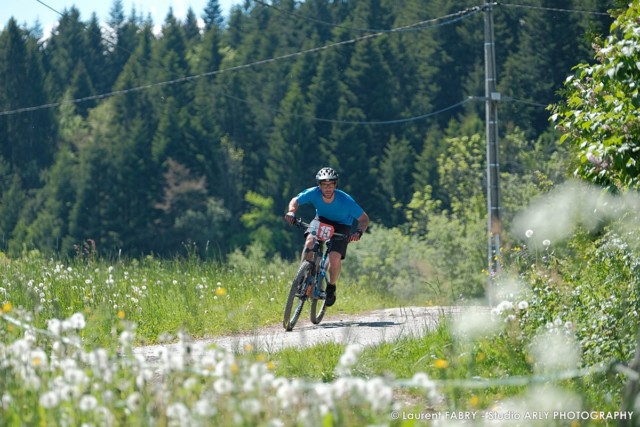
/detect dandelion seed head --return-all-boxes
[529,330,580,373]
[68,312,86,330]
[213,378,234,394]
[365,377,393,411]
[1,393,11,410]
[513,180,631,248]
[496,300,514,312]
[125,392,142,411]
[119,331,134,348]
[47,318,62,336]
[193,399,217,417]
[166,402,191,423]
[451,308,498,340]
[240,398,261,415]
[39,391,59,408]
[79,394,98,412]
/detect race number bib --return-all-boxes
[309,220,335,241]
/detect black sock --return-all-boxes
[327,283,336,293]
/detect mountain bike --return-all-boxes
[283,218,348,331]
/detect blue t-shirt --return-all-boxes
[296,187,364,226]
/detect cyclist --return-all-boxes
[284,167,369,306]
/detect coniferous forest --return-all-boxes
[0,0,617,259]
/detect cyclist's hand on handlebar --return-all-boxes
[284,212,296,225]
[349,229,363,242]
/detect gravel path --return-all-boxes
[133,306,488,362]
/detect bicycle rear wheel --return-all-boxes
[283,260,313,331]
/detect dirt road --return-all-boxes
[134,306,486,361]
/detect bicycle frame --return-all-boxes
[301,219,346,297]
[282,218,348,331]
[306,239,329,299]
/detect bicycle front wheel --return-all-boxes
[310,292,327,325]
[283,260,313,331]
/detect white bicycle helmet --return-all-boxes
[315,167,339,184]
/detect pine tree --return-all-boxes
[184,8,201,43]
[83,14,109,94]
[0,18,56,189]
[44,7,87,99]
[261,80,317,211]
[378,136,416,225]
[203,0,225,30]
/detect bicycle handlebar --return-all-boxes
[292,218,349,238]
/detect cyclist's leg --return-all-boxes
[326,251,342,284]
[300,233,316,263]
[325,240,347,306]
[326,236,348,284]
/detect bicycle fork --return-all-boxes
[312,251,329,299]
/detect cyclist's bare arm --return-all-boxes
[287,197,299,214]
[357,212,370,234]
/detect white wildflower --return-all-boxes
[125,392,142,411]
[497,300,514,312]
[240,398,261,415]
[47,319,62,336]
[68,312,86,330]
[39,391,60,408]
[166,402,191,425]
[79,394,98,412]
[213,378,234,395]
[193,399,217,417]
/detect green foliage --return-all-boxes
[240,191,288,254]
[500,213,640,403]
[344,225,454,304]
[551,1,640,190]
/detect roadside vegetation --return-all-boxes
[2,205,639,425]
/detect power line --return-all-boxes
[35,0,132,55]
[507,97,551,108]
[254,0,482,33]
[0,7,481,117]
[500,2,611,16]
[222,91,473,125]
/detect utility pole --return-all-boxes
[484,0,501,305]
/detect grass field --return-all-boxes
[0,237,635,425]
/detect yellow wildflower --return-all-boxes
[434,359,449,369]
[2,302,12,313]
[469,395,479,408]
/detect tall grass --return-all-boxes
[2,210,640,425]
[0,248,393,348]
